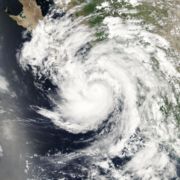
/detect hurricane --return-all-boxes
[17,0,180,179]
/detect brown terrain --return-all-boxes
[9,0,43,31]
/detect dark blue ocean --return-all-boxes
[0,1,95,179]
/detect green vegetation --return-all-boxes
[174,97,180,124]
[73,0,169,28]
[109,0,133,10]
[160,96,180,124]
[160,97,174,118]
[95,30,108,41]
[89,15,104,26]
[67,0,180,124]
[81,1,97,15]
[76,0,101,16]
[134,3,168,27]
[68,0,170,44]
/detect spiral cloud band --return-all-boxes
[19,4,180,179]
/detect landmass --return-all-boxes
[9,0,43,31]
[7,0,180,53]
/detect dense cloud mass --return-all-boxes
[18,2,180,179]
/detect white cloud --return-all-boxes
[0,75,9,93]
